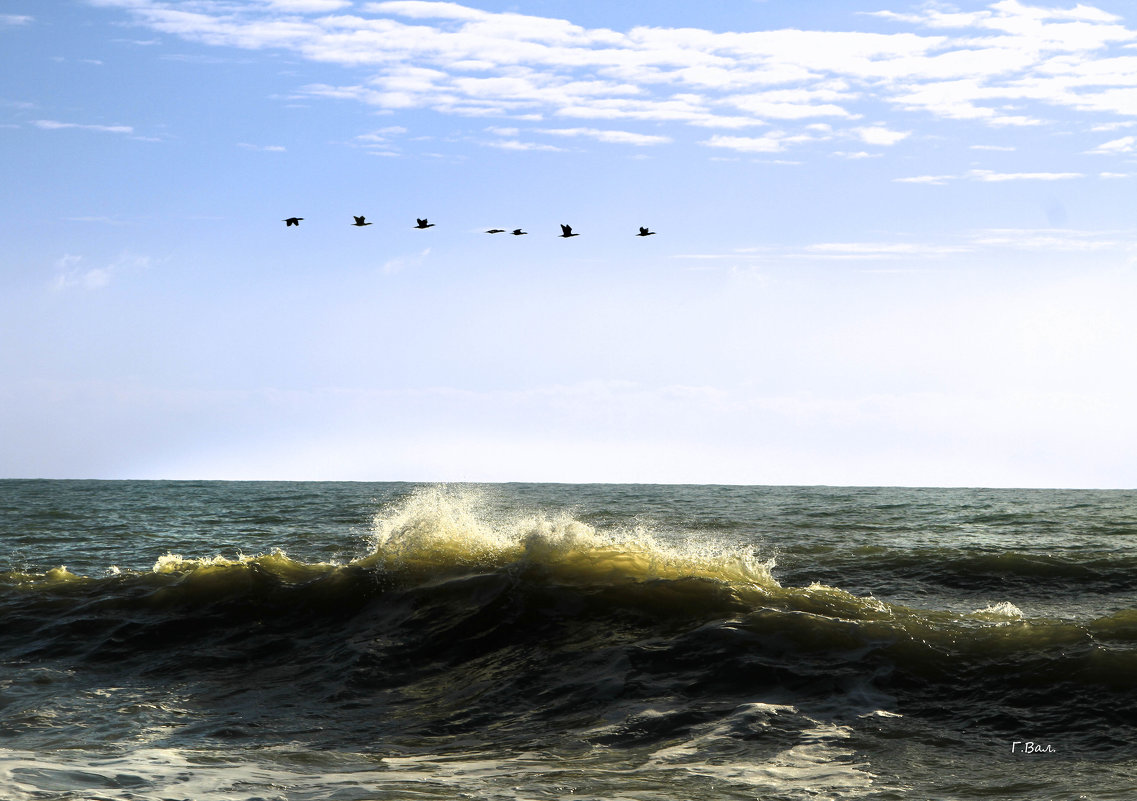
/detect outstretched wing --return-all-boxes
[560,224,571,235]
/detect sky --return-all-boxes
[2,0,1137,487]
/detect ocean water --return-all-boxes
[1,480,1135,801]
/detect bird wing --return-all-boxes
[560,224,570,235]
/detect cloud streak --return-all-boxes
[33,119,134,134]
[896,168,1086,184]
[675,227,1133,264]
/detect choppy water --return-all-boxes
[2,480,1135,800]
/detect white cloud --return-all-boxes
[62,215,130,225]
[894,174,955,184]
[1088,135,1137,154]
[969,228,1124,250]
[968,168,1083,181]
[896,169,1088,183]
[50,253,152,291]
[1,14,33,26]
[33,119,134,134]
[85,0,1137,162]
[803,241,972,259]
[238,142,287,151]
[854,125,910,145]
[701,133,788,153]
[536,127,671,145]
[381,247,431,274]
[485,139,564,151]
[678,228,1133,265]
[266,0,354,12]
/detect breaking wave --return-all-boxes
[2,485,1135,762]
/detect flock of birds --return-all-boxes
[281,217,656,237]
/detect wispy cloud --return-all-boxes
[1,14,33,26]
[969,169,1083,182]
[50,253,153,291]
[701,133,797,153]
[238,142,287,151]
[350,126,406,154]
[267,0,353,11]
[1087,135,1137,154]
[802,241,972,259]
[896,168,1085,183]
[485,139,564,152]
[382,247,431,274]
[894,174,955,184]
[536,127,671,146]
[676,228,1133,265]
[33,119,134,134]
[968,228,1127,251]
[62,215,131,225]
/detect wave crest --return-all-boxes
[361,485,778,587]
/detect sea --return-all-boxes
[1,480,1135,801]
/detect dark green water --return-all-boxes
[2,480,1135,800]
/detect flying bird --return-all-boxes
[511,229,527,236]
[636,227,656,236]
[415,218,435,229]
[559,224,579,238]
[485,229,506,234]
[282,217,303,227]
[353,216,372,226]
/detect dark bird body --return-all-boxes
[559,224,579,238]
[637,227,656,236]
[353,216,372,226]
[511,229,527,236]
[282,217,303,227]
[486,229,506,234]
[415,218,435,229]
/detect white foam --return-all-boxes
[645,708,882,800]
[363,484,777,586]
[969,601,1025,621]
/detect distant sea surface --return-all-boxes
[2,480,1136,800]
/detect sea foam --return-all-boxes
[362,484,778,587]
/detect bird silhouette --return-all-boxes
[353,216,372,226]
[636,226,656,236]
[485,229,505,234]
[511,229,527,236]
[415,218,435,229]
[282,217,303,227]
[559,224,579,238]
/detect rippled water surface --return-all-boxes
[2,480,1135,800]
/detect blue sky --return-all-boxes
[2,0,1136,486]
